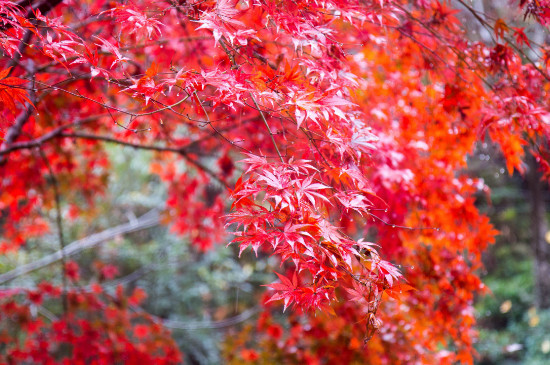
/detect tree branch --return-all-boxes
[60,132,230,188]
[0,210,161,284]
[39,148,69,313]
[161,306,260,330]
[0,115,103,156]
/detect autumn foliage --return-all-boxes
[1,0,550,364]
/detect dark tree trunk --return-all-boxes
[528,155,550,309]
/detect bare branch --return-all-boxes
[38,149,69,313]
[0,210,161,284]
[60,132,230,188]
[161,306,260,330]
[0,115,104,156]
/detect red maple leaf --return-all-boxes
[0,68,34,114]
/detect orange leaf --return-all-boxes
[494,18,508,40]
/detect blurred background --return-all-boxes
[454,1,550,363]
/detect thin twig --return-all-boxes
[192,90,252,154]
[250,93,284,162]
[38,149,68,314]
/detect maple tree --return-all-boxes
[1,0,550,363]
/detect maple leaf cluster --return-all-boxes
[0,282,181,364]
[0,0,549,363]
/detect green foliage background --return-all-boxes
[471,144,550,365]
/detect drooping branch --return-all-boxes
[59,132,230,188]
[0,112,256,157]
